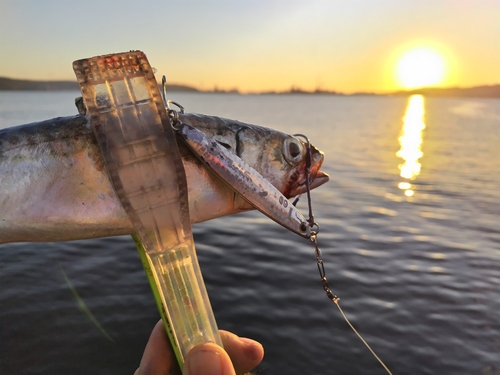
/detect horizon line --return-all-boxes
[0,76,499,97]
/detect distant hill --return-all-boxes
[273,84,500,98]
[0,77,79,90]
[391,84,500,98]
[257,85,500,98]
[0,76,199,92]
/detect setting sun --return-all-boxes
[396,48,446,89]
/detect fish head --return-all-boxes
[279,135,330,197]
[220,122,330,199]
[178,113,329,216]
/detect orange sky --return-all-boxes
[1,0,499,93]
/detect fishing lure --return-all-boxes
[173,120,311,239]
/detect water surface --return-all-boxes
[1,91,499,374]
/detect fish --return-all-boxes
[0,112,329,244]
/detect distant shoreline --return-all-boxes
[0,76,499,98]
[0,77,198,93]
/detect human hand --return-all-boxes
[135,320,264,375]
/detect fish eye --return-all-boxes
[216,141,232,150]
[283,137,304,165]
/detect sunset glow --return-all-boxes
[0,2,499,93]
[396,48,446,89]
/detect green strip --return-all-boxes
[58,263,114,343]
[132,234,184,369]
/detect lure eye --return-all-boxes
[283,137,304,165]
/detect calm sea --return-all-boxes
[1,91,499,375]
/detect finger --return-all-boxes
[183,342,236,375]
[220,330,264,375]
[136,320,181,375]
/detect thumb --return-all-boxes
[183,343,236,375]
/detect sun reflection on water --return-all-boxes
[397,95,426,196]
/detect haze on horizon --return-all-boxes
[1,0,499,94]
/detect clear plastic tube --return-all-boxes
[150,240,220,355]
[73,51,222,367]
[134,235,221,363]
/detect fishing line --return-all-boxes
[294,134,393,375]
[58,262,114,343]
[334,300,393,375]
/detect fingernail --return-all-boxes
[238,337,264,361]
[183,345,233,375]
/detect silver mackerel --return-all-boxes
[0,112,328,244]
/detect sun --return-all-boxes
[396,48,446,89]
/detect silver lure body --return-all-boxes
[0,113,328,244]
[176,122,310,238]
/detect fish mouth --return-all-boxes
[309,169,330,189]
[289,170,329,197]
[287,153,330,197]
